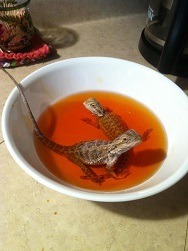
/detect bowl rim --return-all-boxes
[2,57,188,202]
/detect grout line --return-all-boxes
[184,219,188,251]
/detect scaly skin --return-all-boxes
[82,97,152,141]
[82,98,129,140]
[82,97,152,176]
[37,129,142,183]
[82,97,131,177]
[2,69,142,184]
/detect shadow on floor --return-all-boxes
[95,174,188,220]
[18,27,79,67]
[39,27,79,50]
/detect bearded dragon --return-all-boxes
[82,97,152,141]
[2,69,142,184]
[82,97,129,140]
[82,97,152,176]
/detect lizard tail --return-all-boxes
[2,68,43,138]
[2,68,67,155]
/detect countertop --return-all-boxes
[1,1,188,250]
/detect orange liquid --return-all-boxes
[34,91,167,191]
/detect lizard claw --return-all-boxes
[81,117,92,124]
[107,169,130,180]
[142,128,153,141]
[80,175,105,185]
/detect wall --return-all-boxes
[30,0,148,27]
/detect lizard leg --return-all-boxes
[69,157,104,184]
[142,128,153,141]
[106,169,130,180]
[81,173,111,181]
[113,152,130,175]
[81,117,100,129]
[81,167,130,181]
[105,154,130,180]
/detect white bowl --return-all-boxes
[2,57,188,202]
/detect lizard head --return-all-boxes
[106,129,142,169]
[111,129,142,155]
[83,97,104,117]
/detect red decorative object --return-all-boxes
[0,31,55,67]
